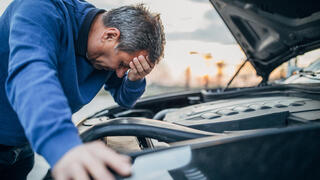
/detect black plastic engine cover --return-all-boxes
[164,96,320,133]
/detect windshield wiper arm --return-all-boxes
[298,70,320,80]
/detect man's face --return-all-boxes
[87,42,148,78]
[86,25,150,78]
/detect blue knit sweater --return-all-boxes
[0,0,145,167]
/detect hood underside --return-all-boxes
[210,0,320,79]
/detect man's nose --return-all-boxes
[116,68,128,78]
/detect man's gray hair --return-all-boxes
[102,4,165,63]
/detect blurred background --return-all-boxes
[1,0,320,179]
[2,0,320,112]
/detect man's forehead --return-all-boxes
[119,50,150,64]
[130,51,151,63]
[132,50,148,57]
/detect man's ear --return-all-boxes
[101,27,120,42]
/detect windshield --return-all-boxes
[270,48,320,84]
[304,58,320,73]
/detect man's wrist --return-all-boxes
[128,76,142,82]
[125,76,146,89]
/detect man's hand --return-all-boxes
[128,55,154,81]
[52,141,131,180]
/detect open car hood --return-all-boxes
[210,0,320,80]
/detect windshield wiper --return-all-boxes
[299,70,318,74]
[297,70,320,79]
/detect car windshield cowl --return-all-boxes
[297,70,320,80]
[299,70,320,74]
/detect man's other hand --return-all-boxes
[128,55,154,81]
[52,141,131,180]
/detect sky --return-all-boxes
[0,0,247,87]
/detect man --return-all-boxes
[0,0,165,179]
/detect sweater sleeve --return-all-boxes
[5,0,82,167]
[104,72,146,108]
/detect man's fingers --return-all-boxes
[53,141,132,180]
[146,56,155,68]
[129,61,138,74]
[69,163,91,180]
[138,55,153,74]
[133,57,145,76]
[127,55,154,81]
[91,143,132,176]
[54,161,91,180]
[82,151,115,180]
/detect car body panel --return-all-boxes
[210,0,320,79]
